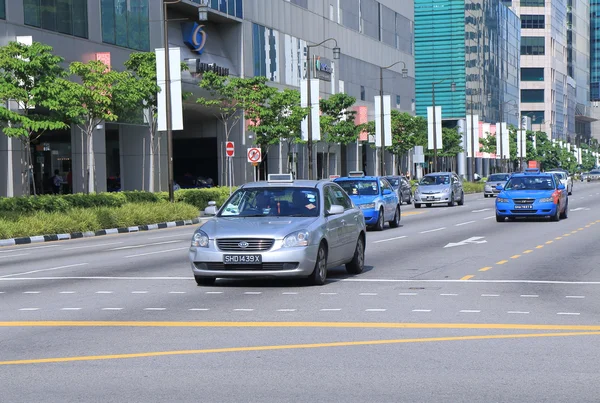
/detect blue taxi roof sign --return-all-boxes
[348,171,365,177]
[267,173,294,183]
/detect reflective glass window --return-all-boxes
[23,0,88,38]
[521,89,544,103]
[521,15,544,29]
[521,68,544,81]
[521,36,545,55]
[101,0,150,51]
[0,0,4,19]
[520,0,544,6]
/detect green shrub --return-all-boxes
[122,191,161,204]
[462,181,485,194]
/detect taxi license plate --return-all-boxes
[514,205,533,209]
[426,196,435,201]
[223,254,262,264]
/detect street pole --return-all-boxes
[379,67,385,176]
[432,82,438,172]
[470,93,475,182]
[306,45,313,180]
[499,101,503,173]
[163,0,179,203]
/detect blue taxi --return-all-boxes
[334,172,401,231]
[495,169,568,222]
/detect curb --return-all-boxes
[0,217,208,247]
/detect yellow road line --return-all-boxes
[402,211,426,216]
[2,331,599,366]
[478,267,492,272]
[523,250,533,254]
[555,237,563,240]
[536,245,544,249]
[578,228,584,231]
[571,231,578,234]
[545,241,553,244]
[460,275,475,280]
[585,225,591,228]
[496,260,509,265]
[511,255,521,259]
[563,234,571,237]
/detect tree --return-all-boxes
[246,88,307,174]
[386,111,426,158]
[197,72,273,186]
[58,60,125,193]
[319,93,357,176]
[0,41,69,195]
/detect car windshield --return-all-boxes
[420,175,450,185]
[337,180,379,196]
[218,187,320,218]
[488,174,509,182]
[385,177,400,188]
[504,176,555,191]
[548,172,566,179]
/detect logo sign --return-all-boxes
[247,147,262,163]
[238,241,249,249]
[182,23,207,55]
[225,141,235,157]
[313,56,333,82]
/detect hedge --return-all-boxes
[0,202,200,239]
[410,180,485,194]
[0,188,233,214]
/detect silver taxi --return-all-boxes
[189,174,367,286]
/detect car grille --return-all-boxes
[198,262,298,271]
[513,198,535,205]
[216,238,274,251]
[510,210,539,214]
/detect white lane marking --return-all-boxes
[365,309,386,312]
[320,292,338,295]
[320,309,341,311]
[59,291,75,294]
[507,311,530,314]
[277,309,297,312]
[359,293,378,296]
[565,296,585,299]
[131,291,149,294]
[472,208,491,213]
[520,295,539,298]
[340,279,600,285]
[61,308,82,311]
[0,245,59,253]
[244,292,262,295]
[125,247,188,258]
[234,309,254,312]
[481,294,499,297]
[460,310,481,313]
[63,242,123,251]
[110,240,181,251]
[168,291,186,294]
[455,221,475,227]
[282,292,298,295]
[373,235,407,244]
[398,292,417,296]
[189,308,209,311]
[0,253,30,259]
[96,291,113,294]
[0,263,89,278]
[206,291,223,294]
[580,197,585,199]
[420,227,446,234]
[19,308,39,311]
[412,309,432,312]
[147,234,190,240]
[102,308,123,311]
[144,308,166,311]
[483,216,495,220]
[23,291,40,294]
[570,207,585,212]
[557,312,580,316]
[440,293,458,296]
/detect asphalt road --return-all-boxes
[2,181,600,402]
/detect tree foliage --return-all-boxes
[319,93,358,146]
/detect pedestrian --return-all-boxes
[51,169,63,194]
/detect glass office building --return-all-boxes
[591,1,600,101]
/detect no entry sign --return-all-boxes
[225,141,235,157]
[247,147,262,163]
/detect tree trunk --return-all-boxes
[87,128,95,194]
[326,145,330,178]
[224,120,229,188]
[148,124,155,193]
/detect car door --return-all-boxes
[330,184,361,257]
[379,179,395,220]
[452,174,462,199]
[323,185,345,265]
[401,177,411,201]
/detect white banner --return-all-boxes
[465,114,479,158]
[496,122,510,159]
[300,79,321,141]
[374,95,393,147]
[156,47,184,132]
[427,106,442,150]
[517,129,526,158]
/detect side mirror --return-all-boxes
[204,206,218,216]
[383,189,392,195]
[557,183,566,190]
[328,205,344,215]
[208,201,217,206]
[495,185,504,191]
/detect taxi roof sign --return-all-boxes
[523,168,541,174]
[267,173,294,183]
[348,171,365,177]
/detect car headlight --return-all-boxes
[496,198,510,203]
[359,203,376,209]
[539,197,554,203]
[191,230,209,248]
[442,187,450,193]
[283,230,310,248]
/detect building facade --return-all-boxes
[0,0,415,198]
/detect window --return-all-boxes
[252,23,279,82]
[521,36,545,55]
[360,85,365,101]
[521,15,545,29]
[521,89,544,103]
[23,0,88,38]
[327,185,353,210]
[396,95,401,108]
[0,0,5,20]
[521,68,544,81]
[520,0,544,6]
[101,0,149,51]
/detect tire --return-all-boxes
[389,206,401,228]
[484,194,489,198]
[345,235,365,275]
[426,203,432,208]
[448,193,455,207]
[551,206,560,222]
[560,201,569,219]
[496,214,504,222]
[406,193,413,205]
[414,203,421,209]
[195,276,216,286]
[374,208,385,231]
[457,192,465,206]
[309,243,328,285]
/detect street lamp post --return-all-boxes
[431,80,456,172]
[469,92,476,181]
[498,100,518,173]
[306,39,340,180]
[379,61,408,176]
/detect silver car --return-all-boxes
[546,170,573,195]
[189,174,367,286]
[484,173,510,198]
[414,172,465,208]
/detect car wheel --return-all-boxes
[345,235,365,275]
[406,193,413,205]
[496,214,504,222]
[484,194,489,198]
[426,203,432,208]
[309,243,328,285]
[195,276,216,286]
[551,206,560,222]
[448,193,455,207]
[414,203,421,209]
[374,208,385,231]
[389,205,401,228]
[457,191,465,206]
[560,201,569,219]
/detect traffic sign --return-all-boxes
[225,141,235,157]
[247,147,262,163]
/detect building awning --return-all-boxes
[575,115,598,123]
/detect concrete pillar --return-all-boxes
[120,124,155,191]
[0,133,25,197]
[457,119,466,179]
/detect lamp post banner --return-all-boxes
[300,79,321,141]
[427,106,442,150]
[156,47,184,132]
[465,114,479,158]
[374,96,393,147]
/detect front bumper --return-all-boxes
[189,242,319,279]
[414,192,451,204]
[484,186,501,196]
[360,207,380,225]
[495,201,558,217]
